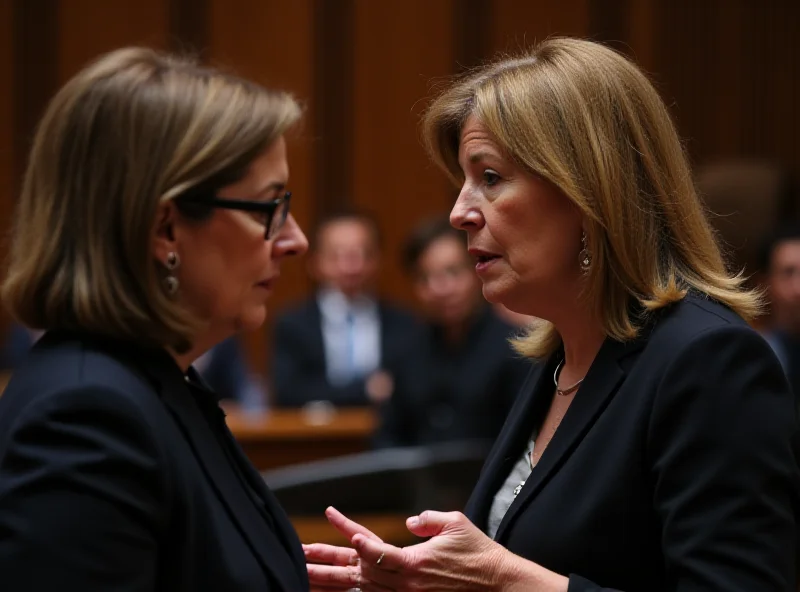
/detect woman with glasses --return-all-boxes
[0,48,309,590]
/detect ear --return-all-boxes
[152,200,178,265]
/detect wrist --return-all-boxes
[483,543,517,592]
[487,545,568,592]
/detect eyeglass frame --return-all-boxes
[176,191,292,240]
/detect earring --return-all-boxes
[164,251,180,295]
[579,232,591,273]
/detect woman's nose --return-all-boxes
[273,214,308,258]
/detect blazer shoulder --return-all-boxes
[0,337,160,425]
[647,294,754,348]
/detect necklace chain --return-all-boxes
[553,359,584,396]
[513,361,583,499]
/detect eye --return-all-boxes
[483,169,501,186]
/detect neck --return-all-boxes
[553,311,605,386]
[169,330,227,373]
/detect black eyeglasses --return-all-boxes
[178,192,291,240]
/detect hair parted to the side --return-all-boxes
[422,37,762,359]
[2,47,301,352]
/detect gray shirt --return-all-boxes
[486,436,535,539]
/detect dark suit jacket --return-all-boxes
[273,296,419,407]
[465,295,799,591]
[0,323,37,370]
[375,306,531,447]
[0,332,308,591]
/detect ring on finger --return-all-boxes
[376,552,385,566]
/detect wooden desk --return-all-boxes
[225,406,377,471]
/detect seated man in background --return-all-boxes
[192,337,268,409]
[272,210,418,407]
[760,224,800,405]
[0,323,263,406]
[375,218,531,447]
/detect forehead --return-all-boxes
[318,219,375,249]
[772,240,800,267]
[419,236,469,267]
[246,137,289,185]
[458,115,502,160]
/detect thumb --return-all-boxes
[406,510,462,538]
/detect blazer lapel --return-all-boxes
[226,433,309,586]
[465,363,552,530]
[495,338,631,542]
[153,361,303,591]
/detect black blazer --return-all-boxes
[0,332,308,591]
[273,296,419,407]
[375,306,531,447]
[465,295,799,591]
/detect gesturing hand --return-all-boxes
[307,506,509,592]
[303,507,384,591]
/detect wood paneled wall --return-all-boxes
[4,0,800,384]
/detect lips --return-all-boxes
[256,275,278,289]
[468,248,501,264]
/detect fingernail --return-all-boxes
[408,516,419,528]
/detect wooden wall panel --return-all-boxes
[208,0,316,377]
[4,0,800,377]
[0,0,13,211]
[490,0,590,55]
[351,0,457,308]
[0,0,14,330]
[58,0,168,82]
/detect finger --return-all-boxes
[352,534,403,574]
[406,510,463,538]
[303,543,359,566]
[306,563,361,589]
[325,507,384,543]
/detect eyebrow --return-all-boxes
[254,181,287,197]
[467,150,499,164]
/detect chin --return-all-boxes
[481,284,505,304]
[237,305,268,332]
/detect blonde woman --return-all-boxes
[0,48,310,590]
[305,38,799,591]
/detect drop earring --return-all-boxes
[164,251,180,295]
[579,232,591,273]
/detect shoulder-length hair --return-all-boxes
[422,37,761,359]
[2,47,301,352]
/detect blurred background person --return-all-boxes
[760,224,800,404]
[0,47,310,590]
[375,218,530,447]
[273,210,418,407]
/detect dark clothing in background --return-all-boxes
[376,306,530,447]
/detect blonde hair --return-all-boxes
[2,47,301,351]
[422,37,762,359]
